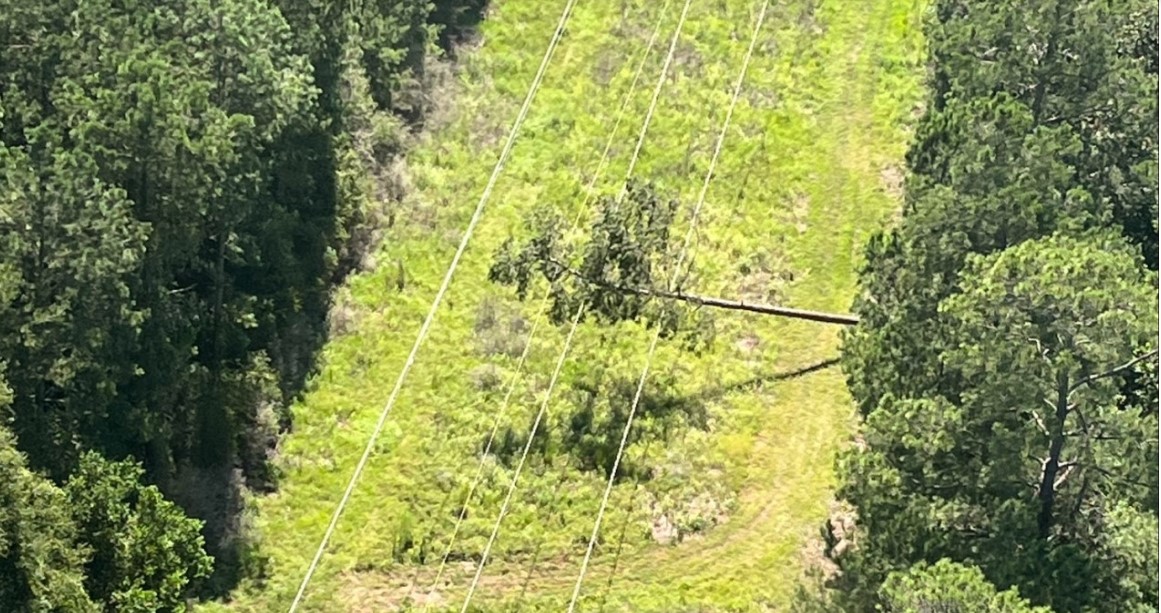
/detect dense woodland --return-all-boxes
[826,0,1159,610]
[0,0,485,607]
[0,0,1157,611]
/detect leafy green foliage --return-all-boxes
[0,428,95,612]
[0,428,212,611]
[926,0,1158,266]
[0,143,146,474]
[0,0,489,606]
[1101,501,1161,613]
[490,180,713,348]
[65,453,213,611]
[845,0,1159,419]
[836,5,1159,608]
[879,559,1049,613]
[838,236,1158,612]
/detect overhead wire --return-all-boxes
[594,438,653,611]
[286,1,580,609]
[413,1,674,608]
[565,1,772,610]
[457,1,696,610]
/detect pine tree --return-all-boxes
[838,234,1158,612]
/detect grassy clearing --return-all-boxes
[208,0,926,610]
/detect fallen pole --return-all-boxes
[627,286,860,326]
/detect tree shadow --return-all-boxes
[486,358,843,488]
[488,374,707,484]
[697,357,841,403]
[431,0,489,54]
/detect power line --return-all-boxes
[286,2,579,609]
[414,2,673,608]
[595,438,653,611]
[458,302,585,613]
[566,2,772,610]
[457,2,695,610]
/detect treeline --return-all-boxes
[815,0,1159,611]
[0,0,485,605]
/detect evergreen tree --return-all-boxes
[0,0,494,604]
[0,142,146,476]
[845,0,1158,419]
[838,234,1158,612]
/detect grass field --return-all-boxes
[208,0,927,610]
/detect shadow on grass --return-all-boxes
[698,357,842,403]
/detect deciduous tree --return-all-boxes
[879,559,1050,613]
[0,427,95,611]
[65,452,212,611]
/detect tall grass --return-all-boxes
[208,0,926,610]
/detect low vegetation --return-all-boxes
[2,0,1153,611]
[215,0,927,610]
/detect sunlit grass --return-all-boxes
[208,0,926,610]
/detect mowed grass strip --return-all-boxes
[209,0,925,611]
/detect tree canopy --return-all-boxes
[0,0,490,605]
[838,234,1158,611]
[830,0,1159,611]
[879,559,1051,613]
[0,425,213,611]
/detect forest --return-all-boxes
[0,0,1156,611]
[1,0,485,607]
[820,0,1159,610]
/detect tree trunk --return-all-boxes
[550,257,860,325]
[195,215,231,469]
[631,287,860,325]
[1037,371,1070,540]
[196,43,234,469]
[1030,0,1066,122]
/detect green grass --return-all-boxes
[208,0,926,610]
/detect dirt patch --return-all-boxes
[404,194,442,232]
[469,363,504,392]
[824,499,857,561]
[745,86,780,110]
[879,164,904,201]
[736,249,793,303]
[327,288,364,338]
[470,95,513,153]
[910,99,927,120]
[799,499,857,586]
[799,527,840,582]
[337,556,579,612]
[339,568,440,612]
[797,0,825,36]
[416,55,460,134]
[671,39,704,78]
[473,297,529,358]
[592,50,624,87]
[735,332,760,355]
[641,459,735,548]
[651,513,680,545]
[789,191,810,234]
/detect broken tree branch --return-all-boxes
[546,257,860,325]
[644,287,861,325]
